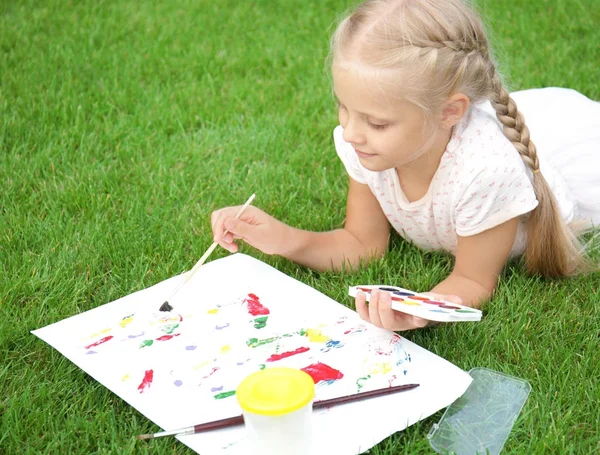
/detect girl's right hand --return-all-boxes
[210,205,290,255]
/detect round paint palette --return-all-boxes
[348,285,482,323]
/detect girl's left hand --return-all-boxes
[354,289,463,331]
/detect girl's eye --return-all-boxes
[368,120,388,130]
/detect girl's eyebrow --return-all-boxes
[333,92,392,123]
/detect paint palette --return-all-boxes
[348,285,482,323]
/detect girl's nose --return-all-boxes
[342,118,366,145]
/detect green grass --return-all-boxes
[1,0,599,453]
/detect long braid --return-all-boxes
[488,69,589,277]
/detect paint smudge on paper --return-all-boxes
[253,316,268,329]
[161,324,179,334]
[120,314,134,328]
[245,293,270,316]
[185,345,197,351]
[305,329,328,343]
[321,340,343,353]
[247,336,278,348]
[356,375,371,391]
[139,339,154,348]
[86,350,97,355]
[174,380,183,387]
[267,347,310,362]
[214,390,236,400]
[138,370,154,393]
[156,333,180,342]
[211,386,224,392]
[127,332,145,339]
[301,362,344,384]
[216,323,230,330]
[84,335,113,349]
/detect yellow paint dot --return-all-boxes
[220,344,231,354]
[120,317,134,328]
[207,309,219,314]
[305,329,329,343]
[370,362,392,375]
[100,328,112,334]
[122,374,130,382]
[402,300,421,306]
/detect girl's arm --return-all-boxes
[211,178,391,271]
[431,217,519,307]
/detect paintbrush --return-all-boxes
[137,382,419,440]
[159,193,256,312]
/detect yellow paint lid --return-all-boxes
[236,368,315,416]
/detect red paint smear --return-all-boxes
[266,347,310,362]
[301,362,344,384]
[137,370,154,393]
[84,335,113,349]
[357,287,373,293]
[410,296,430,301]
[391,296,405,302]
[156,333,181,341]
[245,293,270,316]
[202,367,220,379]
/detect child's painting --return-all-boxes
[32,254,472,455]
[348,285,483,322]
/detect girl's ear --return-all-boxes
[441,93,470,128]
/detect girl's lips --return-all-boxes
[355,149,376,159]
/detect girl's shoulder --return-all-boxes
[447,104,522,166]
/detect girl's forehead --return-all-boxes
[332,64,412,112]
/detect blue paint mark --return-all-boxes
[185,345,197,351]
[174,380,183,387]
[215,323,230,330]
[211,386,224,392]
[127,332,145,339]
[86,350,97,355]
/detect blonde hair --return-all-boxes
[331,0,591,278]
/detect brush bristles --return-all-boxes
[137,434,154,440]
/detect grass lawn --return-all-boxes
[1,0,599,453]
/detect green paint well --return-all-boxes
[214,390,236,400]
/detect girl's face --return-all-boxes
[333,66,443,172]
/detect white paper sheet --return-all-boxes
[32,253,471,454]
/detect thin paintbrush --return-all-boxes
[159,193,256,311]
[137,382,419,440]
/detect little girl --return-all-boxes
[211,0,600,330]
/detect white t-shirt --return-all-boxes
[334,104,576,256]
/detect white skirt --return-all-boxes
[494,87,600,229]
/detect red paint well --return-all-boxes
[266,347,310,362]
[301,362,344,383]
[245,293,270,316]
[84,335,114,349]
[137,369,154,393]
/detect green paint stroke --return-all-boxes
[214,390,236,400]
[162,323,180,334]
[253,316,268,329]
[247,336,278,348]
[356,375,371,392]
[259,364,266,370]
[455,309,477,313]
[139,339,154,348]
